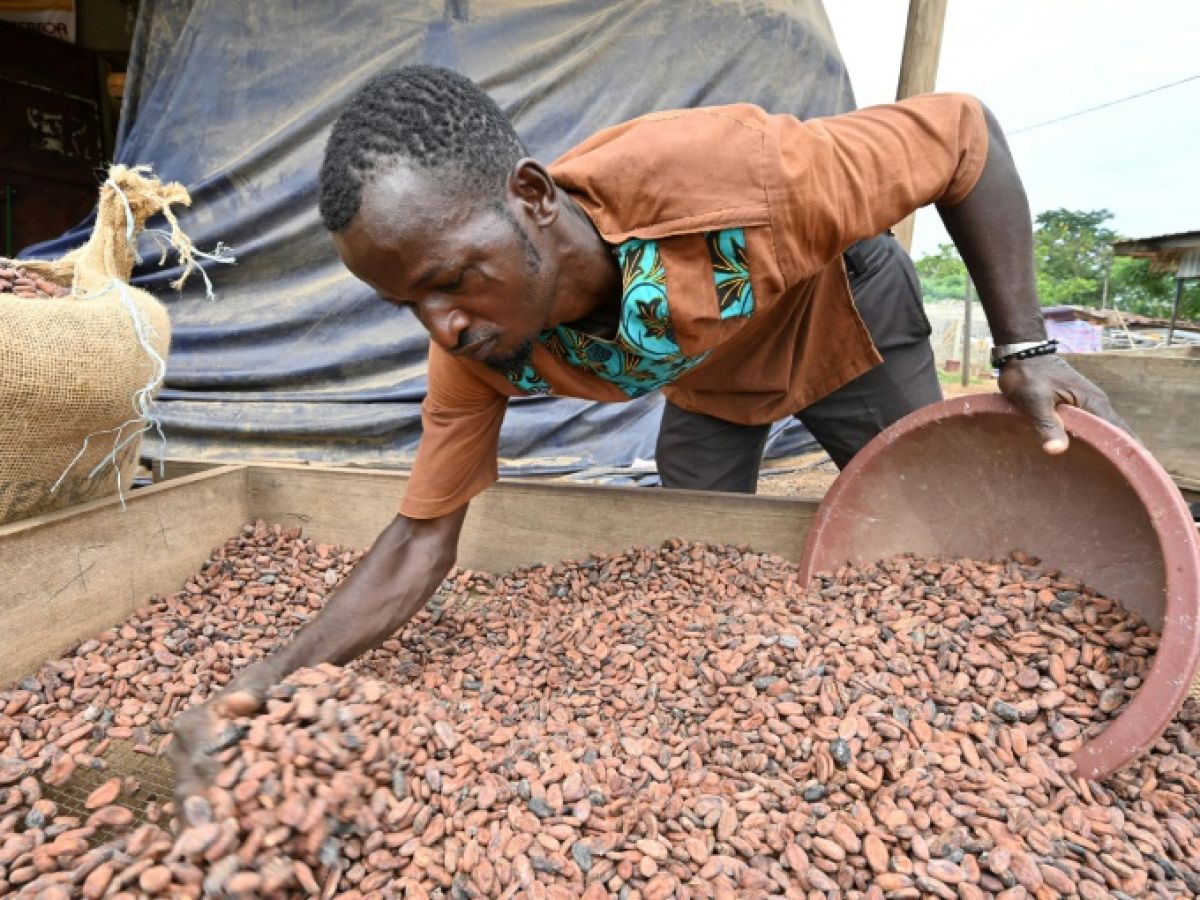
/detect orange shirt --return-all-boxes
[400,93,989,518]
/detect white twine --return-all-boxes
[144,227,236,300]
[49,178,235,506]
[106,177,143,265]
[48,279,169,509]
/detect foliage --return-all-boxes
[913,243,967,302]
[1109,256,1200,321]
[913,208,1200,321]
[1032,209,1117,307]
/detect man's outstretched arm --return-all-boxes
[169,506,467,811]
[938,104,1128,451]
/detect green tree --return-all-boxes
[913,207,1200,322]
[1033,208,1118,307]
[1110,256,1200,320]
[1110,256,1172,313]
[914,243,967,301]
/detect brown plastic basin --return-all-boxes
[797,394,1200,781]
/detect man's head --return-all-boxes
[319,65,565,376]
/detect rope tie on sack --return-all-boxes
[50,170,236,507]
[143,228,236,300]
[103,167,237,295]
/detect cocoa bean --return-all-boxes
[3,527,1200,898]
[0,265,68,298]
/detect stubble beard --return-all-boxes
[483,339,535,378]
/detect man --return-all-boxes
[171,65,1124,797]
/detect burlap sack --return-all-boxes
[0,166,199,524]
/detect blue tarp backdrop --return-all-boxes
[25,0,856,480]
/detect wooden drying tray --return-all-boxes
[1063,347,1200,495]
[0,464,817,684]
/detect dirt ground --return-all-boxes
[756,378,999,498]
[756,451,841,499]
[941,378,1001,399]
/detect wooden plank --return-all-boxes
[1105,346,1197,358]
[0,466,250,684]
[246,465,402,550]
[1064,350,1200,485]
[462,481,816,573]
[247,464,817,572]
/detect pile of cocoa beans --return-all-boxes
[0,265,70,298]
[2,520,1200,899]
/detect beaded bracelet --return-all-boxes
[995,339,1059,369]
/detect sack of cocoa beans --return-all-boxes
[0,165,206,524]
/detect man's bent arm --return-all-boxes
[937,105,1045,346]
[938,105,1128,450]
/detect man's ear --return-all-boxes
[507,159,559,228]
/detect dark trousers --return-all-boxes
[656,233,942,492]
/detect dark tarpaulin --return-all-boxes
[24,0,855,479]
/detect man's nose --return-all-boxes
[421,303,471,352]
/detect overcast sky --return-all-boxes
[823,0,1200,259]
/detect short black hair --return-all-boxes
[318,65,527,232]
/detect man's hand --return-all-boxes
[166,508,467,826]
[998,354,1132,453]
[168,658,286,825]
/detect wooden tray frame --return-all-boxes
[0,464,817,683]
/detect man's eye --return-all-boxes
[434,273,465,292]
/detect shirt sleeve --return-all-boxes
[767,92,989,281]
[398,343,508,519]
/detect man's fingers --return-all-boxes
[169,664,282,828]
[218,689,264,717]
[211,659,283,718]
[1000,356,1136,452]
[168,705,220,826]
[1023,395,1068,454]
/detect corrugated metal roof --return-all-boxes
[1113,229,1200,256]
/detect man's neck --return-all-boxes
[547,194,623,337]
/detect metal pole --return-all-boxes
[1167,277,1183,347]
[962,279,973,387]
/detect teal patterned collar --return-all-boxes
[505,228,754,398]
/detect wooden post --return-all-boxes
[892,0,949,253]
[961,279,973,387]
[1100,247,1112,310]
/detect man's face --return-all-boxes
[332,164,556,375]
